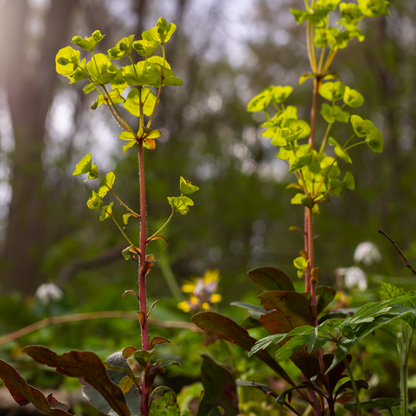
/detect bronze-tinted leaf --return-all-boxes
[192,311,295,386]
[150,336,170,348]
[258,291,314,328]
[258,292,318,379]
[23,346,131,416]
[196,353,239,416]
[324,354,351,393]
[83,351,141,416]
[0,360,72,416]
[248,267,295,291]
[315,286,336,314]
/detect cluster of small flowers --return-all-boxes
[336,241,382,291]
[177,269,222,313]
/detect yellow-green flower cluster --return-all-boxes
[178,269,222,313]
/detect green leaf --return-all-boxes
[380,282,405,301]
[87,191,103,210]
[366,128,384,153]
[122,141,137,153]
[167,196,194,215]
[83,82,96,94]
[23,347,132,416]
[123,213,134,225]
[321,103,335,123]
[98,172,115,197]
[340,3,363,23]
[314,27,340,49]
[293,256,308,270]
[332,105,350,123]
[357,0,390,17]
[150,386,177,408]
[299,73,316,85]
[86,54,118,82]
[146,129,162,139]
[179,176,199,195]
[289,153,313,173]
[143,18,177,45]
[121,246,140,261]
[247,267,295,292]
[196,353,239,416]
[236,380,277,398]
[191,312,295,386]
[343,86,364,107]
[72,30,105,51]
[55,46,81,78]
[301,196,313,209]
[0,360,72,415]
[133,39,160,58]
[99,203,114,221]
[326,296,416,373]
[95,89,125,108]
[73,153,92,176]
[230,302,265,318]
[319,81,346,101]
[247,85,293,113]
[329,137,352,163]
[345,398,400,411]
[123,87,157,117]
[134,349,155,369]
[343,171,355,190]
[315,286,336,315]
[350,115,375,137]
[108,35,135,60]
[118,131,136,141]
[315,0,341,12]
[291,193,308,205]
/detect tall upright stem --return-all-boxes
[138,140,150,416]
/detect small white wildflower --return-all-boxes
[35,283,63,305]
[337,267,368,291]
[354,242,382,266]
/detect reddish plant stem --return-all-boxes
[304,208,310,292]
[138,141,150,416]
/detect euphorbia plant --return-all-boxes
[0,18,198,416]
[192,2,416,416]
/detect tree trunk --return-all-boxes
[0,0,79,295]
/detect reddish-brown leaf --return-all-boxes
[248,267,295,291]
[23,346,131,416]
[0,360,72,416]
[192,312,295,386]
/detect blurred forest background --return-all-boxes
[0,0,416,410]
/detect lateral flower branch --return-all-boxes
[0,18,199,416]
